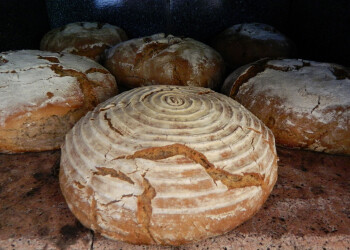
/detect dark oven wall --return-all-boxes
[0,0,349,67]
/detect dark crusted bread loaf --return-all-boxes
[0,50,117,153]
[60,85,278,245]
[211,23,295,70]
[222,58,350,155]
[103,33,225,90]
[40,22,127,61]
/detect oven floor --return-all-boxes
[1,147,349,249]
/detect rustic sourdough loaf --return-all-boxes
[0,50,117,153]
[103,33,225,90]
[40,22,127,61]
[211,23,295,70]
[60,85,278,245]
[222,58,350,155]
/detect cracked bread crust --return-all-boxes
[222,58,350,155]
[0,50,117,153]
[103,33,225,90]
[40,22,128,62]
[59,85,278,245]
[211,23,296,70]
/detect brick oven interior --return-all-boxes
[0,0,349,249]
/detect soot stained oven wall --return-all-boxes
[0,0,349,67]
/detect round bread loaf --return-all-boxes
[40,22,128,61]
[211,23,295,70]
[60,85,278,245]
[103,33,225,90]
[222,58,350,155]
[0,50,117,153]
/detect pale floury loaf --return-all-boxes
[103,33,225,90]
[59,85,278,245]
[0,50,117,153]
[222,58,350,155]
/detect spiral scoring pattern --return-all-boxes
[60,85,278,245]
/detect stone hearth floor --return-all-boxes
[0,147,349,249]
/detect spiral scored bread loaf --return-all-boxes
[40,22,128,61]
[0,50,117,153]
[60,85,278,245]
[211,23,295,70]
[222,58,350,155]
[103,33,225,90]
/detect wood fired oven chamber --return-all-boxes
[0,0,349,249]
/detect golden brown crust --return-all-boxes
[103,34,225,90]
[59,85,278,245]
[223,58,350,155]
[0,50,118,153]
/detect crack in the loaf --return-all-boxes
[103,113,124,136]
[227,59,269,98]
[38,55,60,63]
[0,65,49,74]
[141,89,164,101]
[311,96,321,114]
[250,137,262,171]
[331,66,350,80]
[94,167,134,184]
[50,64,99,109]
[85,68,110,74]
[198,90,212,95]
[118,143,264,189]
[244,126,277,158]
[74,181,85,189]
[246,127,262,134]
[134,42,172,69]
[137,175,157,244]
[103,145,112,161]
[265,60,311,72]
[99,103,116,112]
[105,194,134,206]
[113,142,266,243]
[91,194,99,231]
[251,137,256,152]
[0,57,9,65]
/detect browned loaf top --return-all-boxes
[222,58,350,155]
[211,23,295,70]
[59,85,278,245]
[0,50,117,153]
[40,22,128,61]
[103,33,225,90]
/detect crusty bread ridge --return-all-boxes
[60,85,278,245]
[222,58,350,155]
[0,50,117,153]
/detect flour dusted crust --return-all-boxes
[211,23,295,70]
[40,22,128,61]
[59,85,278,245]
[0,50,117,153]
[103,33,225,90]
[222,58,350,155]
